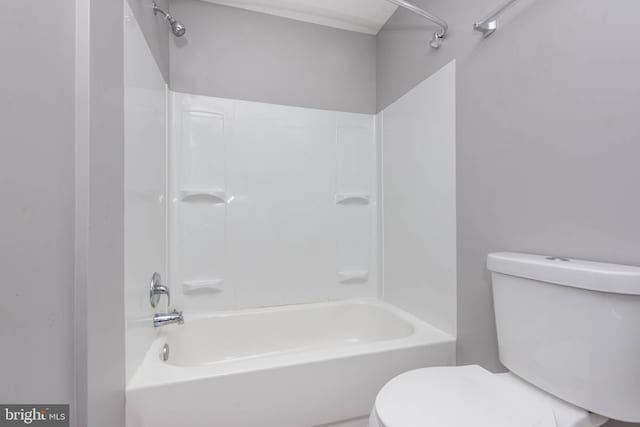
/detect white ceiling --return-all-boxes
[200,0,399,35]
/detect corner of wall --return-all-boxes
[126,0,170,83]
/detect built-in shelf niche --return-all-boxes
[335,193,371,205]
[182,279,224,294]
[179,189,227,204]
[337,270,369,284]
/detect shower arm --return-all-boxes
[383,0,449,48]
[152,1,169,20]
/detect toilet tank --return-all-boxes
[487,252,640,423]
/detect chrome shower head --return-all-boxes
[153,1,186,37]
[168,16,186,37]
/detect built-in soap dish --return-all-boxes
[337,270,369,284]
[179,189,227,204]
[182,279,224,294]
[335,193,370,205]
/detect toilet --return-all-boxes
[370,252,640,427]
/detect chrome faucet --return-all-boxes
[153,310,184,327]
[149,272,185,328]
[150,272,170,309]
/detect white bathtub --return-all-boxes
[126,300,455,427]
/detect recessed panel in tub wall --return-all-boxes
[170,92,377,314]
[381,60,457,337]
[124,3,167,382]
[332,119,377,300]
[170,95,234,313]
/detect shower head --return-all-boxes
[153,1,186,37]
[168,17,186,37]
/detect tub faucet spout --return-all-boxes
[153,310,184,328]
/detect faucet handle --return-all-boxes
[149,272,170,308]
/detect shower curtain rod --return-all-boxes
[383,0,449,49]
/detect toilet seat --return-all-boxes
[370,365,608,427]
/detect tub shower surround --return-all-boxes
[169,92,378,314]
[126,45,457,425]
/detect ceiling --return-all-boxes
[200,0,399,35]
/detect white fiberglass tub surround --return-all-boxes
[126,300,455,427]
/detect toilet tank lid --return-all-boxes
[487,252,640,295]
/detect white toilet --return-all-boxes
[370,252,640,427]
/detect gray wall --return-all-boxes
[169,0,377,114]
[0,0,75,405]
[378,1,640,425]
[75,0,126,426]
[127,0,170,82]
[0,0,126,425]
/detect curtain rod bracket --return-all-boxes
[474,0,520,37]
[473,19,498,37]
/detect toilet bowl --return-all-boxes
[369,253,640,427]
[369,365,608,427]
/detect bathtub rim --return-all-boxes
[127,298,455,390]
